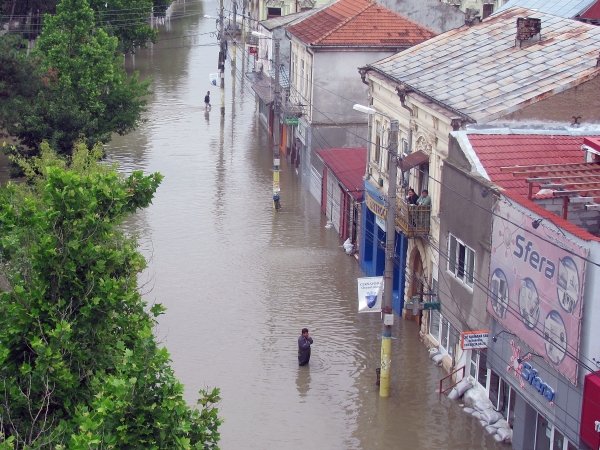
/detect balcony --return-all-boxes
[395,199,431,237]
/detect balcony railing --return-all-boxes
[396,199,431,237]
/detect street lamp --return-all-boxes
[354,103,399,398]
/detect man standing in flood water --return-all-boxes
[298,328,313,366]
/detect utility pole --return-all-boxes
[380,119,399,398]
[219,0,226,116]
[241,0,247,52]
[273,38,281,209]
[232,0,237,69]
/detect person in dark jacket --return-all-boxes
[298,328,313,366]
[204,91,211,109]
[406,188,418,205]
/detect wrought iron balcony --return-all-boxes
[395,199,431,237]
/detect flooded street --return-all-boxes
[104,1,500,448]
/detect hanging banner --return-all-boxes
[357,277,383,313]
[488,200,588,384]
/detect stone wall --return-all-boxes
[534,197,600,236]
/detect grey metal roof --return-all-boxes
[494,0,596,17]
[367,6,600,123]
[260,9,319,30]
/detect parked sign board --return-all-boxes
[461,330,489,350]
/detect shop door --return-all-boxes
[331,182,341,234]
[535,413,551,450]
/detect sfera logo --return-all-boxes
[521,362,555,403]
[513,235,556,280]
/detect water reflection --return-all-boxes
[296,366,311,398]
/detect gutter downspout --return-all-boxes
[396,85,413,156]
[359,67,372,180]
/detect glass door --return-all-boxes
[535,413,551,450]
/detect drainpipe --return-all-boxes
[396,85,413,155]
[359,67,372,180]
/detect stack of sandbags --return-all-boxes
[461,385,512,444]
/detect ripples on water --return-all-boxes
[105,1,502,448]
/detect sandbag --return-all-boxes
[455,378,474,397]
[448,388,460,400]
[474,400,490,412]
[462,407,474,414]
[481,408,503,425]
[497,427,512,443]
[485,425,497,435]
[493,433,504,442]
[489,419,507,429]
[471,410,482,420]
[479,419,488,427]
[428,347,440,358]
[432,354,443,365]
[463,385,491,409]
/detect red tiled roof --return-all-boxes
[286,0,436,47]
[502,190,600,242]
[584,136,600,152]
[316,147,366,200]
[467,134,586,197]
[581,0,600,19]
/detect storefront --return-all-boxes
[488,319,583,450]
[360,180,408,314]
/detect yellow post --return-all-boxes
[380,335,391,397]
[273,170,280,209]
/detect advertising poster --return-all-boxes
[488,201,588,384]
[357,277,383,313]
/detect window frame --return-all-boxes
[447,233,475,289]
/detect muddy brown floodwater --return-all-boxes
[104,1,502,448]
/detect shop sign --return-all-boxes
[461,330,489,350]
[520,362,556,403]
[249,46,258,55]
[365,192,387,219]
[285,117,299,126]
[357,277,383,313]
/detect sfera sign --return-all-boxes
[461,330,489,350]
[521,362,555,403]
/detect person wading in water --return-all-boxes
[298,328,313,366]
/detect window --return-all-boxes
[441,317,449,350]
[374,121,381,166]
[469,349,488,389]
[448,234,475,287]
[300,60,305,95]
[482,4,493,19]
[402,138,409,156]
[267,7,281,17]
[429,310,440,342]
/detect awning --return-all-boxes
[399,150,429,172]
[316,147,367,200]
[246,72,274,105]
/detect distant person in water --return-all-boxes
[204,91,211,109]
[298,328,313,366]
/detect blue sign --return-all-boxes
[521,362,555,403]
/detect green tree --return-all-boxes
[0,143,222,449]
[8,0,151,156]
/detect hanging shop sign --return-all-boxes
[365,192,387,220]
[285,117,299,126]
[488,200,588,384]
[461,330,489,350]
[357,277,383,313]
[249,46,258,55]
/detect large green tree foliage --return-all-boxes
[0,143,221,449]
[5,0,151,156]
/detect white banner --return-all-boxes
[357,277,383,313]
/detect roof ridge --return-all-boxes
[313,0,374,45]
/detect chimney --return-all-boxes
[515,17,541,48]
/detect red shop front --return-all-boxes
[581,371,600,450]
